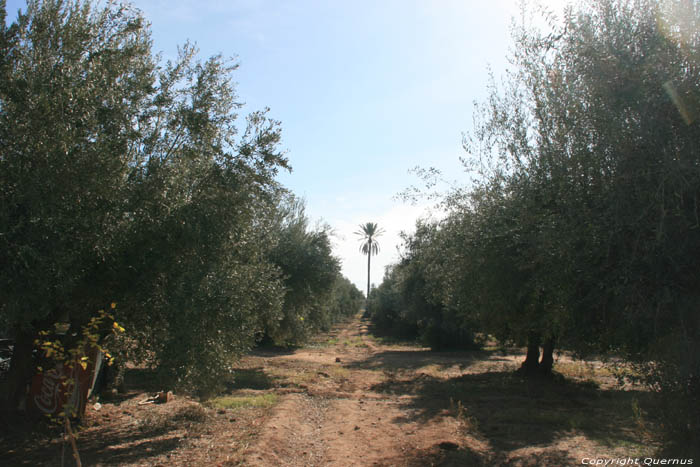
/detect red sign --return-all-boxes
[27,355,96,418]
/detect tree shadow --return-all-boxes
[397,443,576,466]
[75,423,186,465]
[249,346,299,357]
[225,367,276,391]
[382,442,491,467]
[1,393,208,466]
[370,368,652,453]
[93,367,165,404]
[348,348,516,373]
[82,435,182,465]
[2,417,185,466]
[124,367,164,393]
[77,403,208,465]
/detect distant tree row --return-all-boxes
[369,0,699,452]
[0,0,362,406]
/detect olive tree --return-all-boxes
[0,0,290,403]
[456,0,700,445]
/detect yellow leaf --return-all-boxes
[110,302,117,309]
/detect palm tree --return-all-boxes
[355,222,385,307]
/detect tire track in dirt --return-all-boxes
[244,315,466,466]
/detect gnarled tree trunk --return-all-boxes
[520,331,541,375]
[539,336,555,376]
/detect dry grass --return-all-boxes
[207,394,279,410]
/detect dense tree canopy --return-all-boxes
[0,0,361,403]
[262,196,356,346]
[370,0,700,449]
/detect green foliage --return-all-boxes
[0,0,155,333]
[466,1,700,432]
[328,276,365,322]
[0,0,362,401]
[262,197,361,346]
[368,221,479,350]
[367,266,414,338]
[0,0,298,399]
[36,306,122,371]
[381,0,700,447]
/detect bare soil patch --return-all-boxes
[1,314,660,466]
[240,315,659,466]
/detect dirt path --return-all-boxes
[244,317,469,466]
[0,313,658,466]
[237,314,657,467]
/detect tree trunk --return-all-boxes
[539,336,555,376]
[520,331,541,375]
[366,248,371,310]
[1,328,36,412]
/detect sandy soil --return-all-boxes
[1,314,659,466]
[239,315,656,466]
[244,318,468,466]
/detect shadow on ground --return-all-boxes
[350,348,517,373]
[0,367,211,466]
[1,404,203,466]
[395,443,575,467]
[372,363,653,452]
[385,443,490,467]
[226,367,276,391]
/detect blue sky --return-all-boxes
[4,0,566,291]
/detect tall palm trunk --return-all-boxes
[355,222,383,312]
[366,243,371,307]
